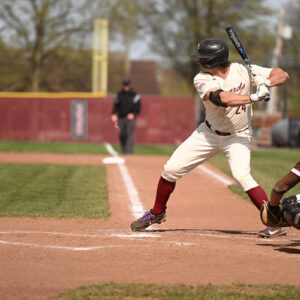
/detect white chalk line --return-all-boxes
[0,230,194,251]
[0,230,160,239]
[197,164,233,186]
[0,238,195,250]
[0,230,123,251]
[118,164,144,218]
[111,233,160,238]
[0,230,105,238]
[104,143,145,219]
[104,142,118,157]
[0,239,123,251]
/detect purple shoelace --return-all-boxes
[263,226,272,231]
[138,211,156,222]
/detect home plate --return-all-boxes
[102,157,125,164]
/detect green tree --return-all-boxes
[281,0,300,117]
[40,47,92,92]
[140,0,274,92]
[0,38,29,91]
[107,0,145,77]
[0,0,104,91]
[0,0,146,92]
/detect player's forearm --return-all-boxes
[269,190,283,206]
[220,91,251,107]
[270,165,300,206]
[268,68,289,87]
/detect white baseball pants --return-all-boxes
[162,122,258,191]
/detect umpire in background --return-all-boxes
[111,79,141,154]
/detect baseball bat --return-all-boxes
[225,25,270,102]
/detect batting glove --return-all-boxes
[253,75,271,87]
[250,84,270,102]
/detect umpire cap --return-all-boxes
[122,78,131,86]
[191,38,229,68]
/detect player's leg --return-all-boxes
[118,118,127,154]
[131,123,219,231]
[222,135,267,209]
[153,124,219,214]
[223,135,286,237]
[124,119,135,154]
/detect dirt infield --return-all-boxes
[0,152,300,300]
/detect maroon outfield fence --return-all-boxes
[0,93,196,145]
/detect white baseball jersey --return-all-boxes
[194,63,272,133]
[162,62,273,191]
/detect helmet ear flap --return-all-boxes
[202,53,229,68]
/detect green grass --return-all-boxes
[0,141,299,217]
[208,149,300,201]
[0,140,177,155]
[51,283,300,300]
[0,140,109,154]
[114,143,178,155]
[0,163,110,218]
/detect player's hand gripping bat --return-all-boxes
[225,25,270,102]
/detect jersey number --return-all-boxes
[236,105,247,114]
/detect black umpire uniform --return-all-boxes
[111,79,141,154]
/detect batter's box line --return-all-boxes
[0,230,106,238]
[0,239,125,251]
[0,230,162,239]
[0,238,194,251]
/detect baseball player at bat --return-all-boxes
[130,38,289,237]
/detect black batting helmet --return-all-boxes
[191,38,229,68]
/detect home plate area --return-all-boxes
[0,228,299,252]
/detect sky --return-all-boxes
[266,0,285,9]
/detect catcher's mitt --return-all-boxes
[260,201,290,228]
[281,195,300,230]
